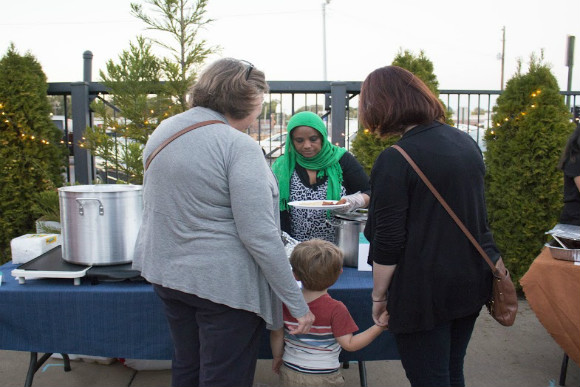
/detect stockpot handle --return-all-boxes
[325,217,343,228]
[75,198,104,216]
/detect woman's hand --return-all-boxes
[335,192,368,212]
[289,310,315,334]
[372,300,388,327]
[371,263,395,328]
[377,310,389,329]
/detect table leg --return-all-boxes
[25,352,50,387]
[357,360,367,387]
[559,353,569,386]
[62,354,71,372]
[24,352,72,387]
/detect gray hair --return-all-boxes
[191,58,269,119]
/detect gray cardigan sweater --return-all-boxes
[132,107,308,329]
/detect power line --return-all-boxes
[211,9,318,19]
[0,9,318,27]
[0,19,138,27]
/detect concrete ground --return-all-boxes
[0,299,578,387]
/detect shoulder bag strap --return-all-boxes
[145,120,224,171]
[391,144,497,272]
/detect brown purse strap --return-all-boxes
[145,120,224,171]
[391,144,497,272]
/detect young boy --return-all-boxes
[270,239,387,387]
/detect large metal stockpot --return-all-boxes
[331,210,368,267]
[58,185,143,266]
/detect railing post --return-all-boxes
[83,51,93,83]
[71,82,92,184]
[330,82,347,147]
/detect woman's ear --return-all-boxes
[292,271,300,281]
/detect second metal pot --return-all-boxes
[331,211,368,267]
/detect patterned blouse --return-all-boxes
[289,171,346,242]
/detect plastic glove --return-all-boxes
[334,192,366,213]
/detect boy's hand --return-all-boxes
[272,356,283,374]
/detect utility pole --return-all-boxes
[322,0,331,81]
[500,26,506,91]
[566,35,575,109]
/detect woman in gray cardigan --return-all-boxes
[133,58,314,387]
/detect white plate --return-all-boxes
[288,200,349,210]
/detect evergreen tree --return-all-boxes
[351,49,450,174]
[130,0,218,112]
[84,37,172,184]
[485,53,574,287]
[0,44,67,263]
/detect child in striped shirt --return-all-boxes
[270,239,387,387]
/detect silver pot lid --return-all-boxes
[334,209,368,222]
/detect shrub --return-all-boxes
[0,44,67,264]
[484,54,574,288]
[351,49,452,174]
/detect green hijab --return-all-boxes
[272,111,347,211]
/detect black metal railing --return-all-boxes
[47,81,580,185]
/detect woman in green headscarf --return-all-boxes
[272,111,370,242]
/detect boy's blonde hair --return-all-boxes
[290,239,343,291]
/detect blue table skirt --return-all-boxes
[0,261,399,361]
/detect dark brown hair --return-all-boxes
[559,122,580,169]
[191,58,269,119]
[289,239,343,291]
[359,65,445,137]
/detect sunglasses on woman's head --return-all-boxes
[240,60,254,80]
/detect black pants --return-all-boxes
[154,284,265,387]
[394,311,479,387]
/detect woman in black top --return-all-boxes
[359,66,500,387]
[558,122,580,225]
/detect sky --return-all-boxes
[2,0,580,92]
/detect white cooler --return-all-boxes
[10,234,61,264]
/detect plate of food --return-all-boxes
[288,200,349,210]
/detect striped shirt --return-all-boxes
[282,294,358,373]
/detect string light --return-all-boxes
[489,88,545,141]
[0,100,61,147]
